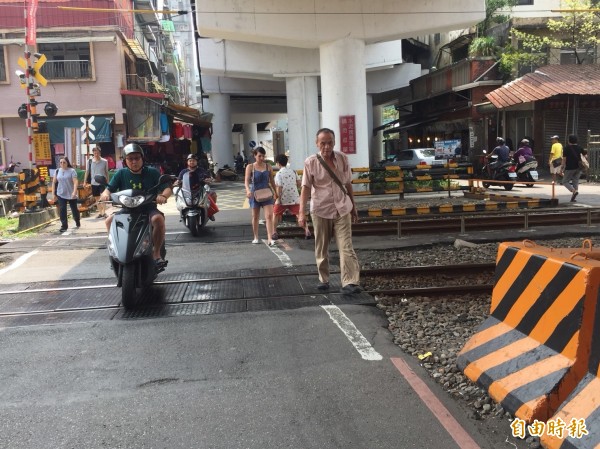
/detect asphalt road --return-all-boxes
[1,177,594,449]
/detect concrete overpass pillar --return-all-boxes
[371,101,384,165]
[244,123,259,158]
[320,38,369,169]
[205,93,232,168]
[285,76,319,170]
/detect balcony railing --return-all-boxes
[40,60,92,80]
[0,61,6,82]
[412,58,498,100]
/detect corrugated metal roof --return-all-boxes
[485,64,600,109]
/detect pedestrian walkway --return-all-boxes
[211,182,248,210]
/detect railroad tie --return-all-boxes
[456,240,600,426]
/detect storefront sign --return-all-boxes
[339,115,356,154]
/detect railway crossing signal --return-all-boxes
[81,116,96,161]
[17,53,47,87]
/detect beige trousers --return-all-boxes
[312,212,360,286]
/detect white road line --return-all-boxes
[0,250,39,276]
[321,304,383,361]
[265,240,293,267]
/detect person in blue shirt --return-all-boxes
[488,137,511,175]
[99,143,172,266]
[177,153,218,221]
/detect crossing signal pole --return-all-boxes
[17,0,55,169]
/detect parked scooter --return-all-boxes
[481,150,517,191]
[514,155,539,187]
[96,173,174,308]
[216,164,239,181]
[174,172,211,236]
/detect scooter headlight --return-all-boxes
[118,194,145,208]
[107,233,117,258]
[133,229,152,258]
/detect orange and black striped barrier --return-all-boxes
[539,241,600,448]
[457,240,600,425]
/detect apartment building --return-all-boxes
[0,0,205,171]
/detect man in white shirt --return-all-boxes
[83,147,109,218]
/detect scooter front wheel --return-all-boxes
[121,264,142,308]
[187,214,200,236]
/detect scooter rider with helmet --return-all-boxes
[99,143,172,268]
[513,138,534,163]
[487,137,511,176]
[177,153,219,221]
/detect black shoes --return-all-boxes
[59,227,67,233]
[209,215,215,221]
[154,258,168,273]
[316,282,330,291]
[571,191,579,202]
[341,284,363,294]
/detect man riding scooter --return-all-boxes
[177,154,219,221]
[487,137,511,176]
[99,143,172,269]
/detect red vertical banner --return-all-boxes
[26,0,39,45]
[339,115,356,154]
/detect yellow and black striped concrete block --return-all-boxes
[358,199,549,217]
[540,248,600,449]
[457,241,600,423]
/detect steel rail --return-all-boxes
[277,209,600,237]
[0,263,496,296]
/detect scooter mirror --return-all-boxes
[159,174,176,185]
[94,175,108,186]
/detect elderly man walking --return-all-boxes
[298,128,362,294]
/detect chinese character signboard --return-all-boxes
[339,115,356,154]
[33,133,52,165]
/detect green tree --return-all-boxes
[468,0,519,58]
[500,0,600,75]
[477,0,519,35]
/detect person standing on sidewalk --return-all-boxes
[83,147,109,218]
[52,156,81,233]
[549,135,563,183]
[561,134,584,202]
[298,128,362,294]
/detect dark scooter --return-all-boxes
[174,172,211,236]
[96,174,174,308]
[481,151,517,191]
[217,164,239,181]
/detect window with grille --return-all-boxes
[0,47,6,82]
[38,42,92,80]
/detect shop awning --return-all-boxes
[486,64,600,109]
[120,89,165,99]
[166,103,213,126]
[382,118,438,135]
[125,38,149,61]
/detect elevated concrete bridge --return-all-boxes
[196,1,485,169]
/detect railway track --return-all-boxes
[277,208,600,237]
[0,264,496,325]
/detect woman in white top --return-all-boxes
[52,156,81,232]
